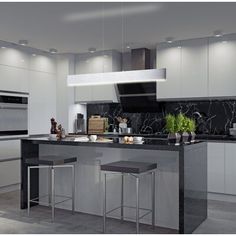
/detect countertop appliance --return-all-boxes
[0,91,28,138]
[116,48,165,113]
[75,113,85,134]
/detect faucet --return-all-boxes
[193,111,202,118]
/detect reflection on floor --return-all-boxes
[1,190,236,234]
[0,191,176,234]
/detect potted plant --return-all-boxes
[188,118,196,143]
[165,114,181,145]
[176,113,189,144]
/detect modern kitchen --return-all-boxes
[0,1,236,234]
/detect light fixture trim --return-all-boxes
[49,48,58,54]
[214,30,223,37]
[67,68,166,87]
[88,47,96,53]
[18,40,28,46]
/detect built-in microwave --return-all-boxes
[0,91,28,137]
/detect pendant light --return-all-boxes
[67,3,166,87]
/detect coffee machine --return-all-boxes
[75,113,85,134]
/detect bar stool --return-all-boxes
[101,161,157,234]
[26,155,77,221]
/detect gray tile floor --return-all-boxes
[0,190,236,234]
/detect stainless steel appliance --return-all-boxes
[75,113,85,134]
[0,91,28,137]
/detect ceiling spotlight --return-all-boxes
[166,37,174,44]
[126,44,131,49]
[1,46,6,49]
[214,30,223,37]
[49,48,58,54]
[88,47,96,53]
[32,54,36,57]
[18,40,28,46]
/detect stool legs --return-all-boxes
[27,167,30,217]
[48,167,52,205]
[136,176,140,234]
[151,171,155,229]
[121,173,124,222]
[72,165,75,214]
[103,173,107,233]
[51,167,55,222]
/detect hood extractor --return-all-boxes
[117,48,165,113]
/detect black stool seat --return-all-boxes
[101,161,157,174]
[25,155,77,166]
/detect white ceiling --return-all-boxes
[0,2,236,53]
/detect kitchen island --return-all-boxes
[21,137,207,234]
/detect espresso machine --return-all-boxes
[75,113,85,134]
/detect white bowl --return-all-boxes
[133,136,143,142]
[49,134,57,140]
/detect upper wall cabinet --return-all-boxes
[156,43,181,100]
[181,38,208,98]
[209,34,236,97]
[75,50,121,103]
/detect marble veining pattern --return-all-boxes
[87,100,236,135]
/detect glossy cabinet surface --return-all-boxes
[207,142,225,193]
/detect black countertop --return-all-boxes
[21,137,203,152]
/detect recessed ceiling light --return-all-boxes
[88,47,96,53]
[49,48,58,54]
[177,46,181,49]
[32,54,36,57]
[166,37,174,44]
[1,46,6,49]
[214,30,223,37]
[18,40,28,46]
[126,44,131,49]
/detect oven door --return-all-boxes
[0,94,28,136]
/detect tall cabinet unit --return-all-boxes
[209,34,236,97]
[156,43,181,99]
[181,38,208,98]
[75,50,121,103]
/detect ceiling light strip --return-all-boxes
[67,68,166,87]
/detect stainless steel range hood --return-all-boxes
[116,48,165,113]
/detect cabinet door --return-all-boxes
[181,38,208,98]
[0,160,21,187]
[225,143,236,194]
[209,34,236,97]
[207,143,225,193]
[29,71,56,134]
[156,43,181,100]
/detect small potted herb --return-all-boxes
[188,118,196,143]
[165,114,181,145]
[176,113,189,144]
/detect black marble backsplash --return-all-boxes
[87,100,236,135]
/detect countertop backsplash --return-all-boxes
[87,100,236,135]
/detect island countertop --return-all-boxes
[21,137,203,152]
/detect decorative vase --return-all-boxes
[190,131,196,143]
[168,133,181,145]
[182,131,190,144]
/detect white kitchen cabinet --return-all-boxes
[29,71,56,135]
[156,43,181,100]
[225,143,236,194]
[0,64,29,93]
[74,50,120,103]
[209,35,236,97]
[0,159,21,188]
[181,38,208,98]
[0,140,21,188]
[207,142,225,193]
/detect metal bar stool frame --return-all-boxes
[103,170,156,234]
[27,164,75,221]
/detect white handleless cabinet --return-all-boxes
[207,142,225,193]
[225,143,236,195]
[181,38,208,98]
[209,35,236,97]
[0,140,21,188]
[156,44,181,100]
[75,50,120,103]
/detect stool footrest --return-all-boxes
[105,205,152,220]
